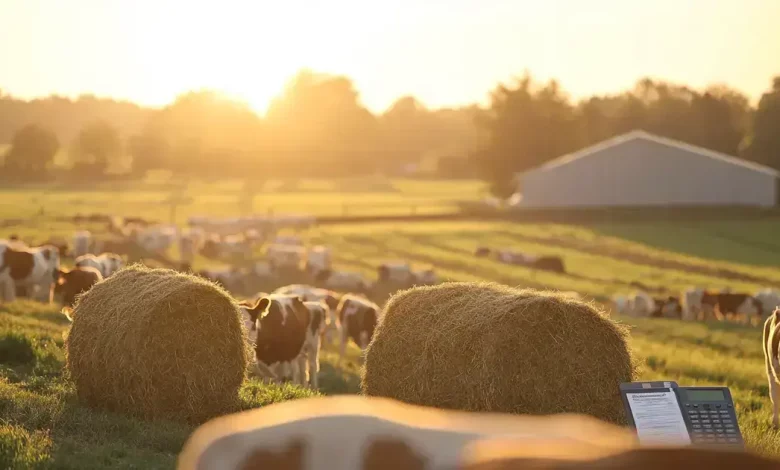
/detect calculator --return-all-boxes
[620,381,744,449]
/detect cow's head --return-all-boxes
[40,245,60,272]
[53,267,102,308]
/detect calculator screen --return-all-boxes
[685,389,725,401]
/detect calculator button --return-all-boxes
[723,419,733,424]
[694,404,699,408]
[712,419,721,423]
[703,425,713,429]
[728,404,733,408]
[701,420,711,424]
[690,419,700,424]
[688,410,698,415]
[725,424,735,429]
[692,425,702,429]
[728,438,738,443]
[716,404,722,409]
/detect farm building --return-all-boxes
[515,130,780,208]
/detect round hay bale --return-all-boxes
[65,264,248,423]
[362,282,636,424]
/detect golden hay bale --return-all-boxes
[362,282,636,424]
[65,264,248,423]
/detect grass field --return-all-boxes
[0,176,487,225]
[2,181,780,467]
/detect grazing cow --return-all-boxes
[266,244,306,271]
[305,246,332,277]
[611,294,632,315]
[72,231,92,258]
[273,235,303,246]
[0,243,60,303]
[336,295,380,367]
[301,300,328,389]
[197,267,244,292]
[756,289,780,320]
[54,266,103,310]
[179,229,205,264]
[495,249,527,265]
[529,255,565,274]
[681,287,706,321]
[702,291,762,323]
[412,268,438,285]
[273,284,341,344]
[135,225,177,253]
[318,270,372,292]
[650,296,682,319]
[764,309,780,428]
[630,292,656,317]
[241,294,322,387]
[74,253,124,278]
[252,260,274,278]
[377,262,414,284]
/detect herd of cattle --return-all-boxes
[3,213,780,394]
[612,288,780,325]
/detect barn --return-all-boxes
[515,130,779,208]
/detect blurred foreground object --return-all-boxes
[177,396,777,470]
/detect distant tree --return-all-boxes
[71,120,122,174]
[127,128,169,176]
[265,70,381,175]
[743,77,780,169]
[475,73,580,196]
[3,124,59,175]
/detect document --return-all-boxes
[626,391,692,446]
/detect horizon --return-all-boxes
[2,0,779,114]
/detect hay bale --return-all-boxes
[65,264,248,423]
[362,282,635,424]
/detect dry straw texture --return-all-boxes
[362,282,636,424]
[66,264,248,423]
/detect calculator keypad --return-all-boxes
[686,408,742,446]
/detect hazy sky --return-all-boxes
[1,0,779,114]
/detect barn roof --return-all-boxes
[520,130,780,177]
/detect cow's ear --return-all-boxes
[253,297,271,319]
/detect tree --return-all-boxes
[743,77,780,169]
[3,124,59,174]
[265,70,381,176]
[475,73,580,196]
[71,120,122,174]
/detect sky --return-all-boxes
[1,0,779,114]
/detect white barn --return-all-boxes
[515,130,779,208]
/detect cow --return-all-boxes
[681,287,705,321]
[273,235,304,246]
[305,246,332,278]
[336,295,380,368]
[318,270,372,293]
[475,246,492,257]
[756,289,780,320]
[273,284,341,345]
[628,291,655,317]
[650,296,682,319]
[702,291,762,324]
[764,308,780,428]
[54,265,103,311]
[74,253,124,278]
[377,262,414,284]
[179,229,205,264]
[197,267,245,292]
[266,244,306,271]
[412,268,438,286]
[529,255,565,274]
[241,294,323,388]
[72,231,92,258]
[177,397,780,470]
[0,242,60,303]
[135,225,177,254]
[301,300,328,389]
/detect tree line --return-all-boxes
[2,71,779,187]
